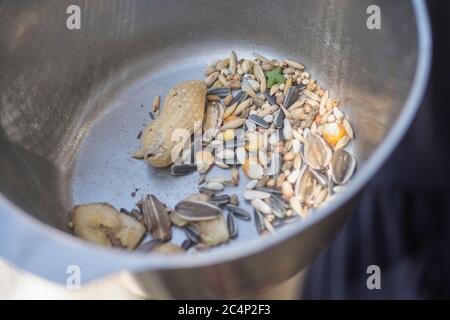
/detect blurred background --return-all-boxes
[303,0,450,299]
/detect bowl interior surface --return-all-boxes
[0,0,422,255]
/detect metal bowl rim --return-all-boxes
[0,0,432,283]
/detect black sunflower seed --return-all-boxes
[181,239,195,251]
[273,109,285,129]
[225,204,251,221]
[283,87,299,108]
[253,209,266,234]
[170,164,197,176]
[248,114,270,129]
[269,198,286,219]
[207,87,231,98]
[227,213,238,239]
[230,91,248,106]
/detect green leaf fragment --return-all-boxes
[265,67,286,88]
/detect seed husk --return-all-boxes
[282,181,294,199]
[253,52,270,63]
[170,164,197,176]
[227,213,238,238]
[142,195,172,241]
[247,79,260,92]
[231,167,240,185]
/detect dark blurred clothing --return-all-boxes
[303,1,450,299]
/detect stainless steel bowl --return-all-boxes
[0,0,431,298]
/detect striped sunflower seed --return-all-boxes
[227,213,238,238]
[226,204,251,221]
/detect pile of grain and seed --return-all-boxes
[70,52,356,254]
